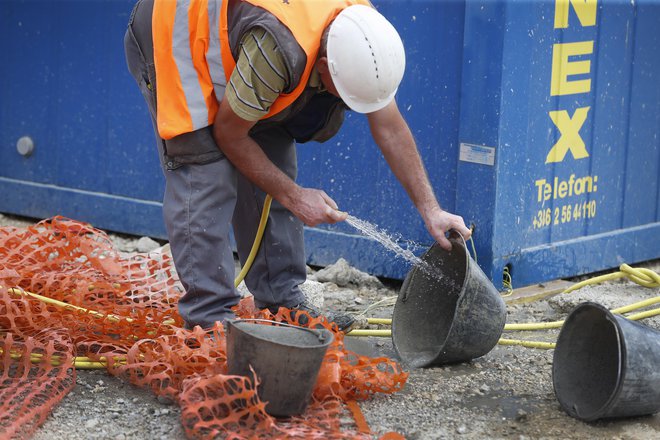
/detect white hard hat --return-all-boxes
[327,5,406,113]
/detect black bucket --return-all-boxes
[225,319,334,417]
[552,302,660,421]
[392,232,506,367]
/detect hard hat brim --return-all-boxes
[336,87,397,114]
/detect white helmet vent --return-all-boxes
[364,37,379,79]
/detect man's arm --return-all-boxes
[367,100,471,250]
[212,28,345,227]
[213,98,346,227]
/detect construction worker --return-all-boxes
[124,0,472,332]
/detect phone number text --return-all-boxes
[532,201,596,229]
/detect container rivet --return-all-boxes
[17,136,35,157]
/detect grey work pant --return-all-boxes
[124,0,306,328]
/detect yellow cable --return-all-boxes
[498,338,555,350]
[355,296,397,318]
[347,329,556,350]
[347,329,392,337]
[467,234,478,264]
[503,304,660,331]
[7,288,131,323]
[501,266,513,297]
[359,305,660,334]
[75,362,116,369]
[626,307,660,321]
[610,296,660,314]
[0,347,126,369]
[620,264,660,287]
[367,317,392,325]
[6,288,167,343]
[502,264,659,331]
[561,272,624,294]
[504,320,563,331]
[234,194,273,287]
[561,263,659,294]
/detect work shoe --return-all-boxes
[271,301,356,333]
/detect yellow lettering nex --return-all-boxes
[551,41,594,96]
[546,107,591,163]
[554,0,598,29]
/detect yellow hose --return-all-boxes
[361,307,660,334]
[610,296,660,314]
[346,330,556,350]
[563,264,660,293]
[624,307,660,321]
[347,329,392,337]
[7,288,132,323]
[74,361,110,369]
[366,304,660,332]
[504,273,660,331]
[498,338,555,350]
[234,195,273,287]
[367,318,392,325]
[0,347,126,369]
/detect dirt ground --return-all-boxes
[2,214,659,440]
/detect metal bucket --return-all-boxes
[392,232,506,367]
[225,319,334,417]
[552,302,660,421]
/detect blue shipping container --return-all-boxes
[456,0,660,286]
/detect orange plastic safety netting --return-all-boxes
[0,216,408,439]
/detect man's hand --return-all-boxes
[367,101,472,251]
[285,187,348,226]
[424,206,472,251]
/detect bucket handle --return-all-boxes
[228,318,333,344]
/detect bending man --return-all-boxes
[124,0,471,332]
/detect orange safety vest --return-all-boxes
[152,0,368,140]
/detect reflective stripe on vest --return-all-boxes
[153,0,368,139]
[153,0,221,139]
[206,1,225,103]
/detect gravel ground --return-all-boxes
[2,213,659,440]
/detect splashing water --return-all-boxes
[345,215,436,276]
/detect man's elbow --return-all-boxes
[212,102,256,155]
[212,112,243,155]
[212,123,229,153]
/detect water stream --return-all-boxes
[345,215,437,278]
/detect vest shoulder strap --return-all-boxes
[227,0,305,94]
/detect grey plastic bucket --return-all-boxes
[225,319,334,417]
[552,302,660,421]
[392,232,506,368]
